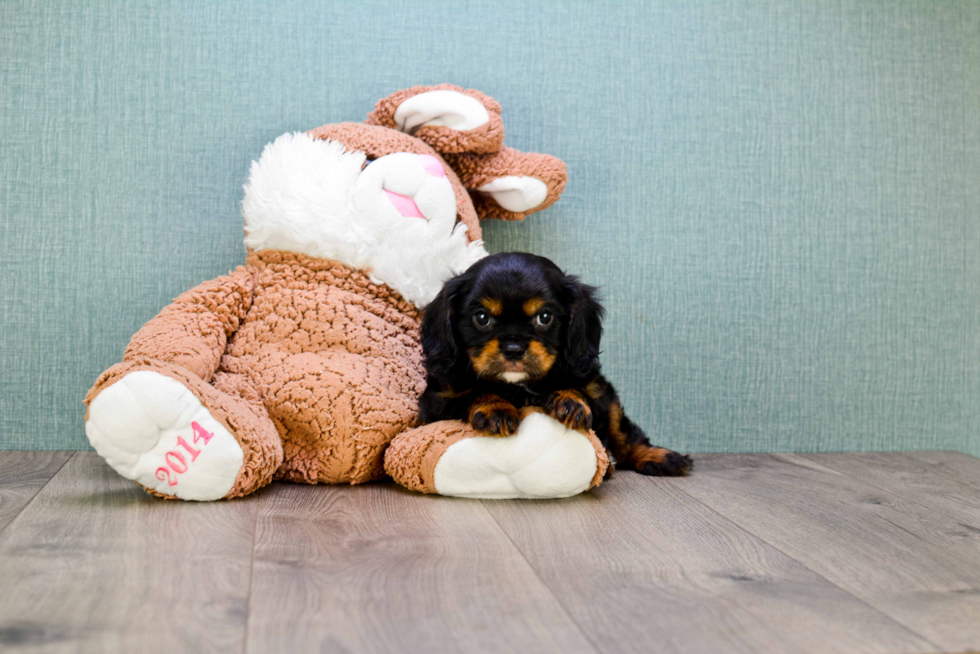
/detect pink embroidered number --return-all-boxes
[166,451,188,473]
[192,421,213,445]
[156,421,215,488]
[176,436,201,461]
[156,467,176,487]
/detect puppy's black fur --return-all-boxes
[419,252,692,476]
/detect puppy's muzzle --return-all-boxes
[500,339,527,361]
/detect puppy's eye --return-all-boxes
[474,310,493,328]
[535,310,553,327]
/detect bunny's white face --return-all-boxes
[353,151,458,232]
[241,131,486,308]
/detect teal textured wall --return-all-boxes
[2,1,978,453]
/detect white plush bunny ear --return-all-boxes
[394,90,491,133]
[441,146,568,221]
[475,176,549,213]
[367,85,504,154]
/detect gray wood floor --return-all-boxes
[0,452,978,653]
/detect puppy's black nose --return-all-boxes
[500,340,527,361]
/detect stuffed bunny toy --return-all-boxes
[84,85,608,500]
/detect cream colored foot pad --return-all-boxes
[433,412,600,499]
[86,371,244,500]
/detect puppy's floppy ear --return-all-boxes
[421,275,468,378]
[560,276,604,378]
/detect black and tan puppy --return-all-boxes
[419,252,692,477]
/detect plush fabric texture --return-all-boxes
[371,87,564,221]
[88,251,428,493]
[385,410,609,498]
[384,420,476,494]
[86,358,283,498]
[87,370,249,500]
[443,147,568,221]
[82,86,590,500]
[241,129,486,307]
[306,121,485,243]
[367,84,505,155]
[431,414,606,499]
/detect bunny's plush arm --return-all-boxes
[119,268,256,379]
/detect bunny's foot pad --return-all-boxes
[386,412,608,499]
[86,371,244,500]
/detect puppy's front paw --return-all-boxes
[469,395,520,436]
[544,389,592,432]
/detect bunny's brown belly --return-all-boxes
[217,253,426,484]
[261,348,422,484]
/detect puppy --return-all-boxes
[419,252,692,476]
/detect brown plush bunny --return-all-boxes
[84,85,607,500]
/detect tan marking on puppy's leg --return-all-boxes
[629,445,671,465]
[584,378,605,401]
[627,444,693,476]
[608,400,692,475]
[480,297,503,315]
[608,401,626,449]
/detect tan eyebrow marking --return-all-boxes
[480,297,503,316]
[523,298,545,316]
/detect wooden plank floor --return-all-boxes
[0,451,978,653]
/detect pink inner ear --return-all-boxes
[417,154,445,177]
[385,190,425,219]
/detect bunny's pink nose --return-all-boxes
[384,190,424,219]
[418,154,445,177]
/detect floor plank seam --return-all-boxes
[0,451,75,539]
[479,499,604,654]
[663,461,947,653]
